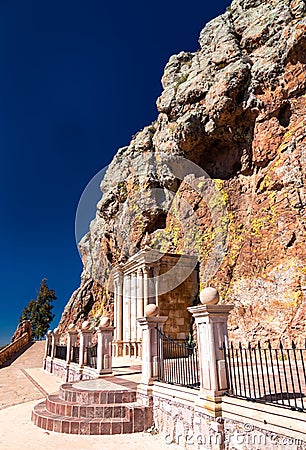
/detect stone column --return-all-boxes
[51,328,60,359]
[79,323,92,368]
[117,273,123,341]
[143,267,149,306]
[130,272,137,343]
[136,268,144,342]
[66,326,77,364]
[43,330,53,370]
[153,264,159,306]
[44,330,53,358]
[188,303,234,416]
[96,324,115,375]
[48,328,60,374]
[113,281,118,341]
[137,314,168,388]
[123,274,131,344]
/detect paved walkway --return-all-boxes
[0,342,180,449]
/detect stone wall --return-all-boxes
[151,383,306,449]
[0,321,32,367]
[158,261,198,340]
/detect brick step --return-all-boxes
[46,394,138,419]
[32,400,152,435]
[59,382,137,404]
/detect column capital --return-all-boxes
[113,268,123,282]
[143,266,149,276]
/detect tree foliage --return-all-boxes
[20,279,57,340]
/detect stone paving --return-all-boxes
[0,341,180,449]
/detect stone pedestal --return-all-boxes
[188,304,233,416]
[96,326,115,375]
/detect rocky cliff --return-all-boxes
[59,0,306,346]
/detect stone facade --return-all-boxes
[113,247,198,357]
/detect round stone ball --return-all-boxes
[200,287,219,305]
[53,327,59,335]
[145,304,159,317]
[47,329,53,336]
[99,316,110,327]
[81,320,91,330]
[68,323,75,331]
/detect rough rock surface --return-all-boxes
[59,0,306,346]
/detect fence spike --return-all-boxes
[257,341,261,350]
[268,340,272,350]
[292,340,296,349]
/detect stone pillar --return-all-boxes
[143,267,149,306]
[79,323,92,368]
[96,324,115,375]
[131,272,137,343]
[44,330,53,359]
[137,314,168,387]
[51,328,60,359]
[43,330,53,370]
[123,274,131,343]
[136,268,144,342]
[117,273,123,341]
[153,264,159,306]
[188,303,234,416]
[66,326,77,364]
[113,281,118,341]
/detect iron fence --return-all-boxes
[225,340,306,412]
[86,344,97,369]
[71,345,79,364]
[156,327,200,389]
[55,345,67,360]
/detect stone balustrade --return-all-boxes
[43,319,114,382]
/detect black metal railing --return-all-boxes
[86,344,97,369]
[71,345,79,364]
[225,340,306,412]
[156,328,200,389]
[55,345,67,360]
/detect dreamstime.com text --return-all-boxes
[164,431,306,448]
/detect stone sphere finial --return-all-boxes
[200,287,219,305]
[53,327,59,335]
[68,323,75,332]
[145,303,159,317]
[47,330,53,336]
[99,316,110,328]
[81,320,91,330]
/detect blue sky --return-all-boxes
[0,0,231,345]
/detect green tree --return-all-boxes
[20,279,57,340]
